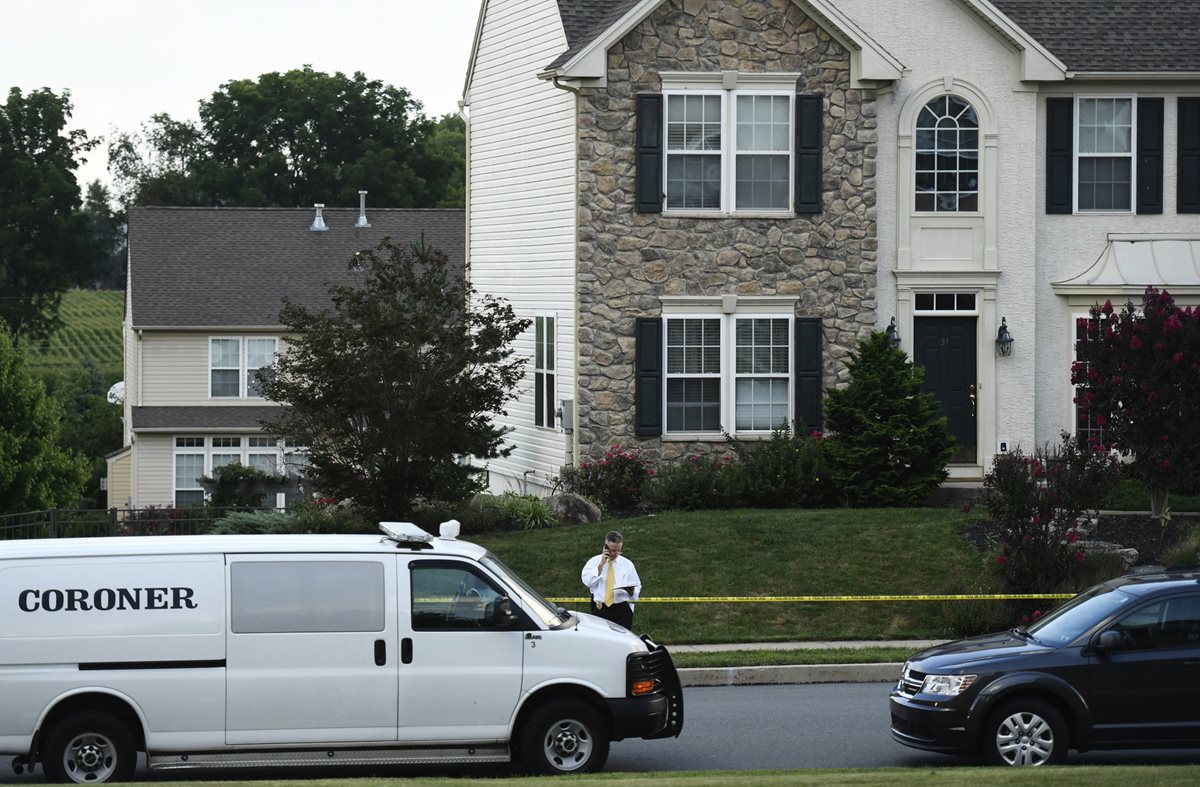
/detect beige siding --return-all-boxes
[468,0,577,492]
[133,434,174,507]
[140,332,283,406]
[106,449,132,509]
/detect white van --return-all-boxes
[0,522,682,782]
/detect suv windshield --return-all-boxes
[1026,583,1138,646]
[482,553,571,628]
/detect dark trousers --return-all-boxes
[590,600,634,629]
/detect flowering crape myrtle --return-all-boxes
[1071,287,1200,514]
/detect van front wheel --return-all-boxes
[43,712,136,784]
[519,699,610,774]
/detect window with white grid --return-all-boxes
[915,95,979,212]
[1075,97,1135,212]
[734,318,791,431]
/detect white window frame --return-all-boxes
[913,94,981,215]
[661,72,799,218]
[171,435,301,508]
[209,336,278,400]
[660,297,797,439]
[533,314,557,429]
[1073,95,1137,215]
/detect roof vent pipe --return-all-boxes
[356,190,371,228]
[310,204,329,232]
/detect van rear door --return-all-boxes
[396,557,525,741]
[224,555,398,745]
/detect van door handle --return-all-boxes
[374,639,386,666]
[401,637,413,664]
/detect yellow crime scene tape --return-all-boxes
[548,593,1075,603]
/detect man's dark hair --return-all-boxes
[605,530,623,544]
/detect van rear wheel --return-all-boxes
[43,712,136,784]
[519,699,609,775]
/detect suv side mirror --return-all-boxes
[1094,630,1125,652]
[492,596,520,629]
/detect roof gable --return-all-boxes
[543,0,903,87]
[128,207,464,329]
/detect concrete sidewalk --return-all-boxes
[670,639,947,688]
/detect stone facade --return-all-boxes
[575,0,879,461]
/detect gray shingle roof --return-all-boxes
[542,1,1200,75]
[992,1,1200,72]
[545,0,642,71]
[129,207,464,328]
[131,406,284,431]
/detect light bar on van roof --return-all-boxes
[379,522,434,543]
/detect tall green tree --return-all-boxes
[40,362,123,509]
[0,323,90,513]
[0,87,97,343]
[81,181,127,289]
[1072,287,1200,526]
[824,332,955,506]
[110,67,464,209]
[259,239,529,521]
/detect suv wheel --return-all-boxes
[519,699,610,775]
[983,699,1068,767]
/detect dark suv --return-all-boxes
[890,569,1200,766]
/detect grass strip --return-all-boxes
[122,765,1200,786]
[672,647,914,669]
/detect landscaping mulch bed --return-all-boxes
[962,513,1199,566]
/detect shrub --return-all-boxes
[824,332,955,506]
[200,462,291,509]
[723,421,831,508]
[207,511,294,535]
[290,502,374,534]
[1164,527,1200,567]
[559,445,654,512]
[982,433,1120,593]
[646,454,739,511]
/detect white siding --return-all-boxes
[133,434,174,508]
[467,0,578,493]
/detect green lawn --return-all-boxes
[20,289,124,379]
[474,508,986,644]
[1107,478,1200,512]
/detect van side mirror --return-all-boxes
[492,597,519,629]
[1094,630,1125,652]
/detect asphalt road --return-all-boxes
[4,683,1200,782]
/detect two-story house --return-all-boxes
[107,205,464,509]
[463,0,1200,493]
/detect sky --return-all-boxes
[1,0,481,192]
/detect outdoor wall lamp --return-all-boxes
[886,317,901,348]
[996,317,1014,357]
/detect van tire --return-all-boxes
[519,699,609,774]
[43,712,137,784]
[981,698,1068,767]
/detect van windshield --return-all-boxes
[482,553,570,628]
[1026,583,1138,646]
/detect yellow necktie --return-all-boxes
[603,560,615,607]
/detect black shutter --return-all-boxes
[1136,97,1164,214]
[1046,97,1074,214]
[635,94,663,213]
[795,95,822,214]
[1180,98,1200,214]
[534,372,544,427]
[795,317,823,431]
[634,318,663,436]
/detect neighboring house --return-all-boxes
[106,205,464,509]
[463,0,1200,492]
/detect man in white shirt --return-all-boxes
[581,530,641,629]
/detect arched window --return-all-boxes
[915,96,979,212]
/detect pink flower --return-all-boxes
[1031,609,1043,620]
[1162,459,1173,471]
[1111,375,1122,383]
[1130,336,1143,350]
[1147,391,1159,403]
[995,554,1008,565]
[1162,434,1170,442]
[1066,530,1079,544]
[810,430,823,441]
[1021,615,1030,624]
[1075,551,1085,563]
[960,503,974,514]
[1095,415,1108,427]
[1102,299,1114,315]
[1120,362,1129,372]
[1164,315,1183,333]
[1174,352,1184,363]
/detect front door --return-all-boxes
[397,558,526,741]
[225,555,398,745]
[914,317,977,464]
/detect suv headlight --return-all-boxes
[920,674,977,696]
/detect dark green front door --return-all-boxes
[914,317,977,464]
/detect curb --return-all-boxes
[679,662,902,687]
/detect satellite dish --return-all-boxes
[106,381,125,405]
